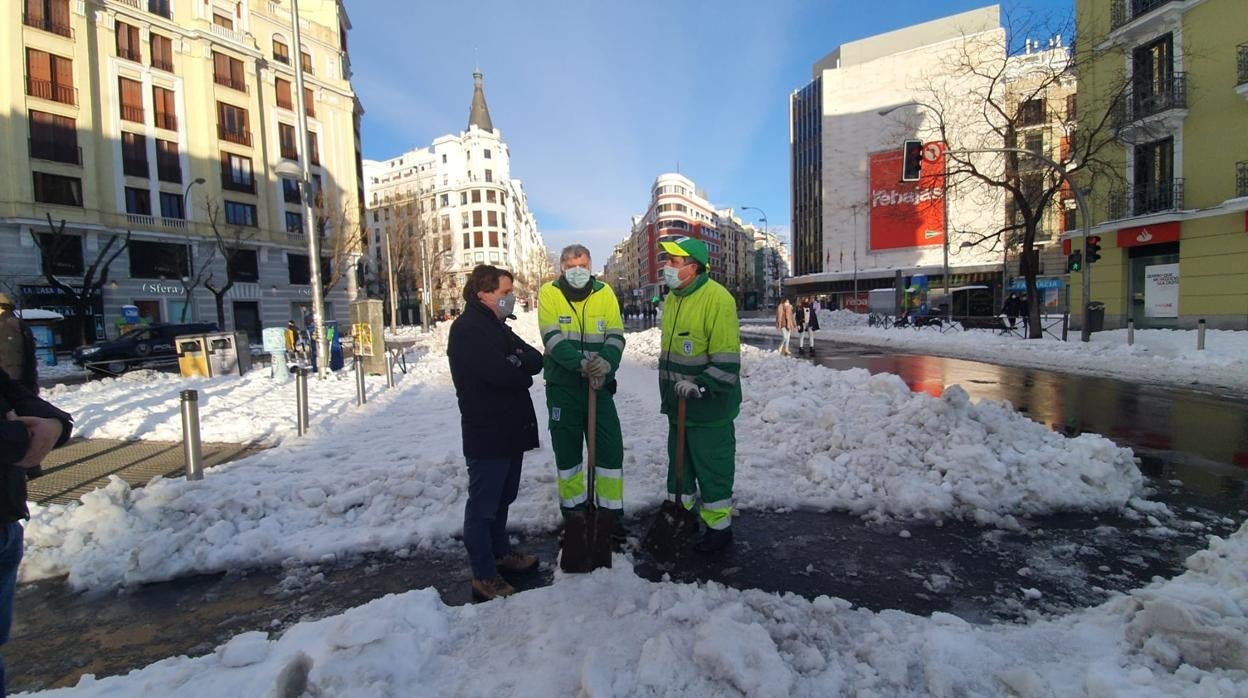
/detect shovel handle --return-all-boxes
[674,397,686,500]
[587,381,597,508]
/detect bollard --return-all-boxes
[295,366,309,436]
[1197,318,1206,350]
[1061,312,1069,342]
[1127,318,1135,346]
[180,390,204,481]
[354,355,367,406]
[385,352,394,388]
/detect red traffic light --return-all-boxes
[901,140,924,182]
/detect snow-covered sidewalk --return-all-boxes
[741,309,1248,395]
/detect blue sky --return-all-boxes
[348,0,1072,263]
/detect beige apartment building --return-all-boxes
[1,0,363,346]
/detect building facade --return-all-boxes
[362,72,550,317]
[2,0,364,346]
[1071,0,1248,329]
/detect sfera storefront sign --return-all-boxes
[140,282,184,295]
[869,145,946,251]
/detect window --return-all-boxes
[220,152,254,193]
[213,52,246,92]
[461,212,469,228]
[472,211,482,226]
[32,172,82,206]
[487,211,498,226]
[462,233,470,249]
[275,78,292,109]
[442,153,448,164]
[300,51,313,74]
[286,254,330,285]
[441,215,450,232]
[26,49,75,105]
[472,189,481,203]
[489,231,498,247]
[484,169,492,183]
[460,192,468,205]
[483,148,491,159]
[1133,137,1176,214]
[227,249,259,282]
[153,86,176,130]
[156,139,181,183]
[28,110,79,164]
[285,211,303,233]
[147,0,170,19]
[116,21,140,62]
[282,177,301,203]
[1065,93,1077,121]
[212,12,233,29]
[119,77,144,123]
[37,232,83,276]
[1018,98,1045,126]
[125,187,152,215]
[225,201,257,227]
[217,102,250,145]
[159,192,184,219]
[474,231,483,247]
[24,0,72,38]
[304,87,315,117]
[150,33,173,71]
[272,38,290,64]
[307,132,320,165]
[440,193,449,207]
[486,190,497,203]
[279,123,297,159]
[129,239,189,279]
[121,132,148,178]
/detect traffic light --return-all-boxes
[1067,251,1083,273]
[1086,235,1102,264]
[901,139,924,182]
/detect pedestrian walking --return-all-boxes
[1001,293,1023,330]
[798,301,820,355]
[0,295,37,394]
[447,265,544,601]
[657,236,742,555]
[537,245,628,544]
[775,297,796,356]
[1,367,72,694]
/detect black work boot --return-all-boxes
[694,528,733,556]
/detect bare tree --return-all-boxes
[202,200,258,329]
[903,13,1134,338]
[29,214,130,345]
[313,194,363,295]
[380,193,454,326]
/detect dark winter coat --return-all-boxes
[0,368,72,523]
[447,300,543,459]
[800,306,820,332]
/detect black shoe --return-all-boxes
[694,528,733,556]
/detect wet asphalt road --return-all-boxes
[8,335,1248,692]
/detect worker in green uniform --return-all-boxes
[538,244,628,542]
[657,236,742,555]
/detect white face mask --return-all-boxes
[662,265,684,289]
[564,267,592,289]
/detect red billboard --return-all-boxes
[868,145,945,251]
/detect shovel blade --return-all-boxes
[590,509,614,570]
[560,509,614,574]
[643,501,700,561]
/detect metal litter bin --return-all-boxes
[205,331,252,377]
[176,334,210,377]
[1085,301,1105,333]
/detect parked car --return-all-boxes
[73,322,219,375]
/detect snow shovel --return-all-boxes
[559,382,614,573]
[643,397,700,561]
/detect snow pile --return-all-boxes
[818,308,870,329]
[30,523,1248,697]
[741,317,1248,393]
[23,314,1143,591]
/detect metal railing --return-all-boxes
[1129,72,1187,120]
[1237,161,1248,199]
[218,125,252,146]
[152,57,173,72]
[155,112,177,130]
[117,47,141,62]
[26,77,76,105]
[28,138,82,165]
[1111,0,1181,29]
[120,105,145,123]
[1238,43,1248,87]
[23,13,73,37]
[213,74,248,92]
[221,167,257,194]
[1108,178,1186,218]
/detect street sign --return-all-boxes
[922,142,945,163]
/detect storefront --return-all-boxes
[1117,222,1180,329]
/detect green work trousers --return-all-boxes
[547,384,624,521]
[666,421,736,530]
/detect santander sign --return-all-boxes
[868,145,946,251]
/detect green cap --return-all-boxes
[659,236,709,266]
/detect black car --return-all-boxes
[73,322,219,375]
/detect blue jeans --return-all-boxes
[0,521,24,698]
[463,454,523,580]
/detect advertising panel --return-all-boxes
[1144,263,1179,318]
[869,145,945,251]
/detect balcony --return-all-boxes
[1107,178,1185,219]
[1110,0,1181,30]
[1237,44,1248,100]
[28,138,82,165]
[120,105,145,123]
[1131,73,1187,120]
[23,13,73,38]
[117,46,141,62]
[218,125,252,147]
[1238,161,1248,199]
[213,74,248,93]
[26,77,76,105]
[124,213,155,228]
[221,172,257,194]
[209,22,248,47]
[152,57,173,72]
[154,112,177,131]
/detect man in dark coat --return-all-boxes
[0,367,72,694]
[447,265,543,601]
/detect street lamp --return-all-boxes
[741,205,772,303]
[184,177,206,217]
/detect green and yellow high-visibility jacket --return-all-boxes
[538,278,625,386]
[659,273,741,426]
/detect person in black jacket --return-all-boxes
[447,265,543,602]
[0,367,72,694]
